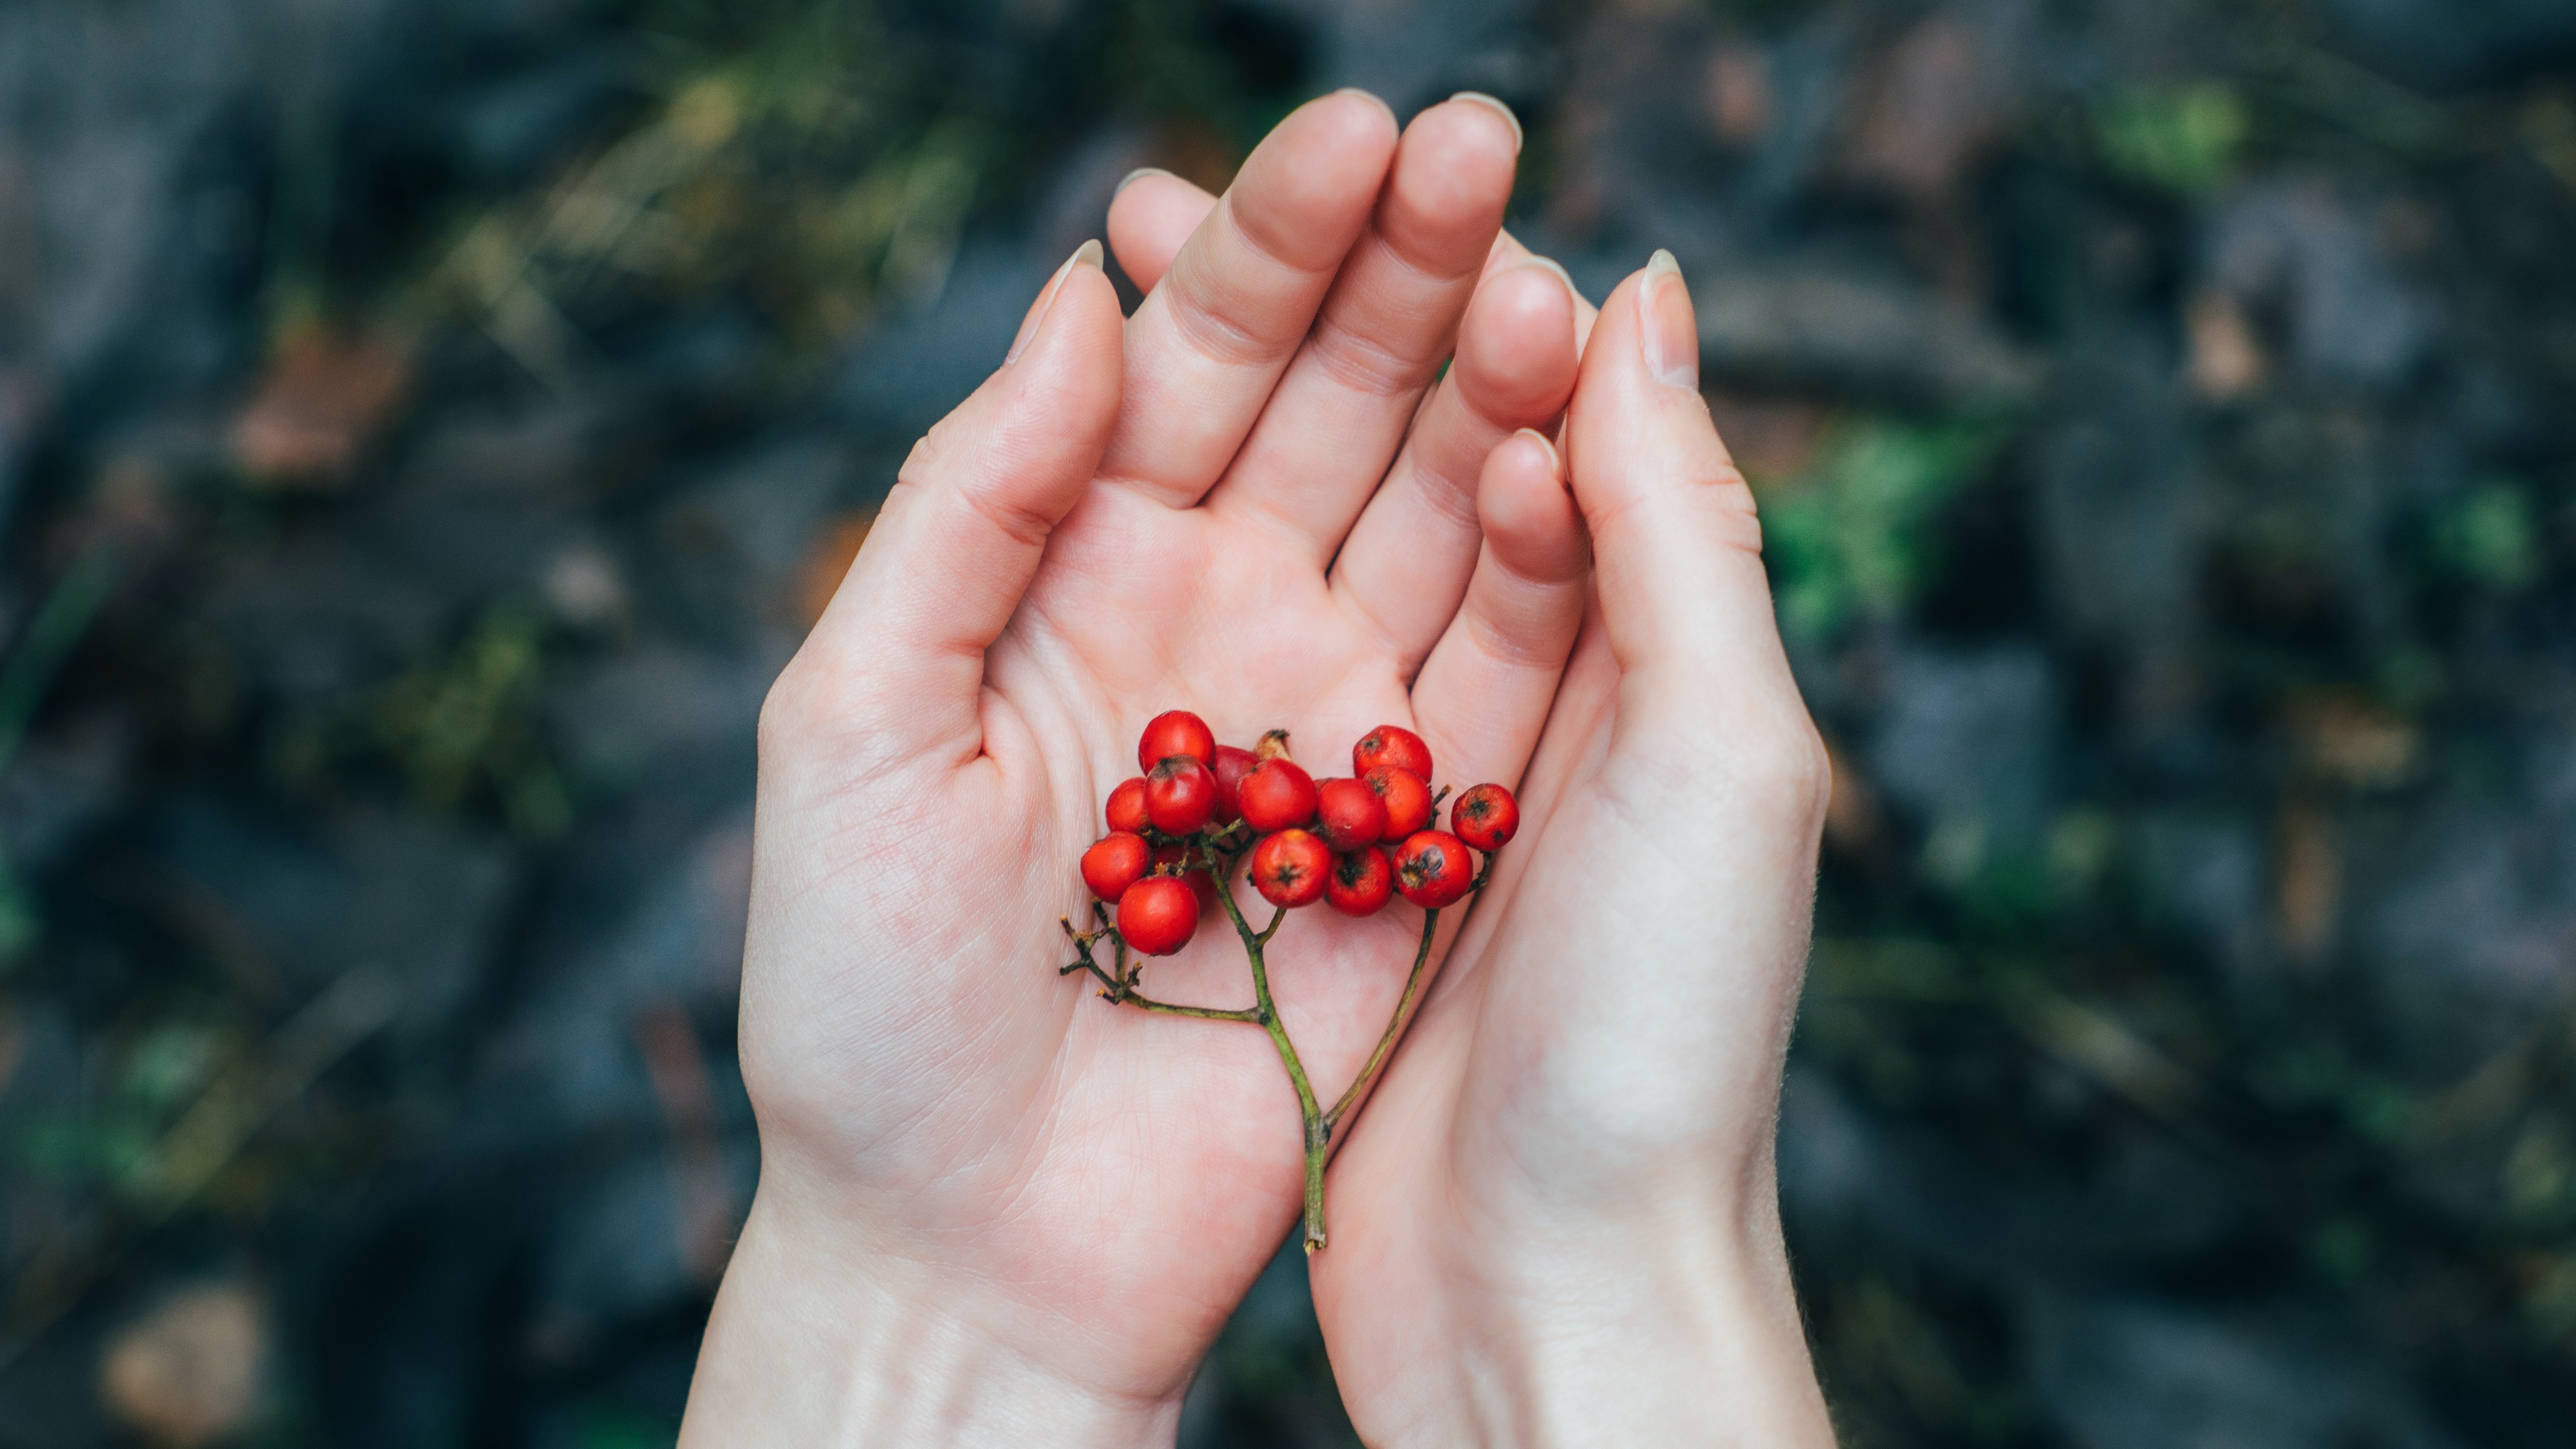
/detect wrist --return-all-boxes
[1367,1164,1835,1448]
[680,1181,1183,1448]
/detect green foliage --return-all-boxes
[0,548,120,972]
[279,608,571,836]
[12,1018,231,1192]
[573,1403,675,1449]
[2096,81,2247,195]
[430,0,1310,362]
[374,610,570,835]
[1762,417,1999,639]
[430,3,994,359]
[2432,480,2541,590]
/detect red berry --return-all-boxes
[1249,829,1331,908]
[1137,711,1216,775]
[1451,783,1519,851]
[1363,765,1432,838]
[1153,842,1221,914]
[1211,744,1258,825]
[1314,777,1388,852]
[1353,724,1433,782]
[1392,830,1475,908]
[1237,758,1318,833]
[1117,876,1199,955]
[1081,832,1151,900]
[1145,755,1218,834]
[1105,778,1150,835]
[1325,846,1394,916]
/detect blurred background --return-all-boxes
[3,0,2574,1443]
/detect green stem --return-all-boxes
[1067,829,1493,1256]
[1122,994,1262,1023]
[1064,907,1262,1021]
[0,549,118,772]
[1208,850,1331,1250]
[1324,904,1440,1133]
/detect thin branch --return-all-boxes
[1061,819,1509,1257]
[1117,994,1263,1022]
[1324,903,1440,1133]
[1205,839,1331,1250]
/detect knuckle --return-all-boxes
[1303,313,1433,400]
[756,659,817,763]
[1702,464,1766,557]
[956,476,1060,552]
[1737,714,1832,828]
[898,421,954,487]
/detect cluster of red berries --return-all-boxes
[1079,711,1520,957]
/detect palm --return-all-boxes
[738,92,1580,1406]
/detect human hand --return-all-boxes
[680,91,1588,1445]
[1305,255,1841,1446]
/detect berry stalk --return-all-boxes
[1324,900,1443,1136]
[1201,847,1335,1249]
[1065,715,1521,1253]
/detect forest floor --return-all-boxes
[4,0,2576,1444]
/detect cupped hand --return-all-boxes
[1305,256,1842,1446]
[682,91,1588,1444]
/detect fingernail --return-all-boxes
[1512,426,1562,480]
[1006,239,1103,366]
[1507,252,1576,297]
[1114,166,1171,197]
[1335,87,1399,129]
[1449,92,1524,154]
[1638,248,1698,391]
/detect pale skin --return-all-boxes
[680,90,1838,1446]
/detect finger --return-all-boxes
[1107,164,1595,349]
[1561,250,1820,781]
[1488,231,1600,354]
[1329,255,1579,671]
[1200,94,1522,552]
[1105,169,1215,297]
[1096,90,1399,508]
[1408,429,1592,794]
[777,244,1123,762]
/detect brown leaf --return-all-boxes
[1821,735,1883,851]
[2275,800,2341,964]
[2291,695,2418,790]
[99,1285,265,1448]
[1704,43,1773,146]
[2185,289,2266,401]
[231,327,411,488]
[1708,392,1828,487]
[1840,15,2005,200]
[793,510,878,627]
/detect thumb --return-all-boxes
[778,242,1124,767]
[1561,250,1826,805]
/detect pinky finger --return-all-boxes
[1409,429,1591,796]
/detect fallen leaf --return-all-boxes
[2292,696,2418,790]
[2185,289,2266,401]
[231,327,410,487]
[100,1284,264,1448]
[2275,799,2340,963]
[1709,392,1829,486]
[1704,43,1772,146]
[794,510,878,627]
[1841,15,2005,200]
[1820,735,1882,850]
